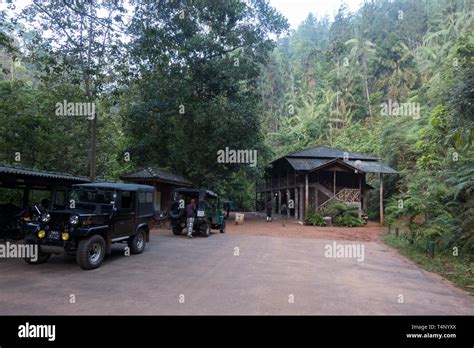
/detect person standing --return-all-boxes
[280,203,287,227]
[265,199,272,222]
[186,199,197,238]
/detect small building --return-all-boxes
[256,146,397,225]
[120,167,192,213]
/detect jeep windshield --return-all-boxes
[68,188,115,212]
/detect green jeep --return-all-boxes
[169,188,226,237]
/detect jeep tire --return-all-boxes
[128,229,146,254]
[220,220,226,233]
[169,201,185,219]
[201,223,211,237]
[23,245,51,265]
[76,234,106,270]
[172,226,182,235]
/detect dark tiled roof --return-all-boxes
[285,157,398,174]
[0,164,89,183]
[287,145,378,161]
[121,167,192,186]
[286,158,331,171]
[274,146,397,174]
[346,160,398,174]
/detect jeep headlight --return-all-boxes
[69,215,79,225]
[41,213,51,223]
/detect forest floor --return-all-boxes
[226,212,385,241]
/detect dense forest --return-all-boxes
[259,0,473,257]
[0,0,472,257]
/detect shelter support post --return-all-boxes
[379,173,384,226]
[295,187,299,220]
[304,174,309,220]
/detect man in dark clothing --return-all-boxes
[186,199,197,238]
[265,199,272,222]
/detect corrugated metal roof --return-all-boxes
[286,158,331,171]
[121,167,192,185]
[0,164,89,182]
[347,160,398,174]
[286,145,379,161]
[285,158,398,174]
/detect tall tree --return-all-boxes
[20,0,127,181]
[122,0,288,197]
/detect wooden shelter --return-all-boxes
[256,146,397,225]
[0,163,90,210]
[121,167,192,213]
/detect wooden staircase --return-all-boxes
[316,188,361,211]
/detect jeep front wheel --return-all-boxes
[23,246,51,265]
[76,235,106,270]
[201,224,211,237]
[172,226,182,235]
[128,229,146,254]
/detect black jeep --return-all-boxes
[169,188,226,237]
[23,182,155,270]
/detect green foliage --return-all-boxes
[0,0,288,207]
[0,0,472,255]
[304,210,326,226]
[334,215,365,227]
[260,0,472,247]
[319,201,364,227]
[384,234,473,293]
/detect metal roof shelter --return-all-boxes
[257,146,398,225]
[120,167,192,213]
[0,164,90,212]
[0,164,89,189]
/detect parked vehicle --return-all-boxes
[0,203,28,241]
[23,182,155,270]
[169,188,226,237]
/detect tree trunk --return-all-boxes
[86,4,96,182]
[362,56,372,121]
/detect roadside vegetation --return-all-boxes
[384,233,474,294]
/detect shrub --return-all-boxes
[319,201,363,227]
[334,215,365,227]
[304,211,326,226]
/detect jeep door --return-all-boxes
[113,190,136,237]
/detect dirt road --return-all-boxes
[0,215,472,315]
